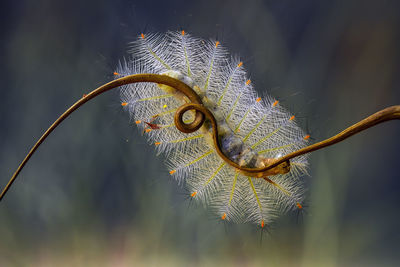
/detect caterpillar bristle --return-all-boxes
[117,31,309,226]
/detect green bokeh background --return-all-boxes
[1,0,399,266]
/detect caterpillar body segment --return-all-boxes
[118,31,308,225]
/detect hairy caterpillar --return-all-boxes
[116,31,309,227]
[1,30,398,230]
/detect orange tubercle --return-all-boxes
[140,33,145,39]
[121,102,128,106]
[113,72,120,76]
[256,97,261,103]
[169,170,176,175]
[304,135,310,140]
[191,191,197,197]
[154,142,161,146]
[135,120,142,124]
[145,129,152,133]
[289,115,295,121]
[221,213,227,220]
[215,41,220,48]
[272,100,279,107]
[237,62,243,67]
[181,30,185,36]
[246,79,251,85]
[261,220,265,228]
[296,202,303,209]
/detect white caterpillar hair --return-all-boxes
[117,31,309,227]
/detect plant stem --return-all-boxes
[1,74,399,201]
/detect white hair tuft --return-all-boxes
[117,31,309,227]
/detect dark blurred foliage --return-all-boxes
[0,0,399,266]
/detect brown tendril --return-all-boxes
[0,73,399,201]
[0,74,203,201]
[174,103,291,177]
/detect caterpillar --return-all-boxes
[1,30,398,230]
[116,31,309,227]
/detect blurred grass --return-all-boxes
[0,0,399,266]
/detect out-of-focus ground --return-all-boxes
[0,0,399,266]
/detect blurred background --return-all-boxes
[0,0,399,266]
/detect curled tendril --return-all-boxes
[174,103,291,177]
[0,73,399,201]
